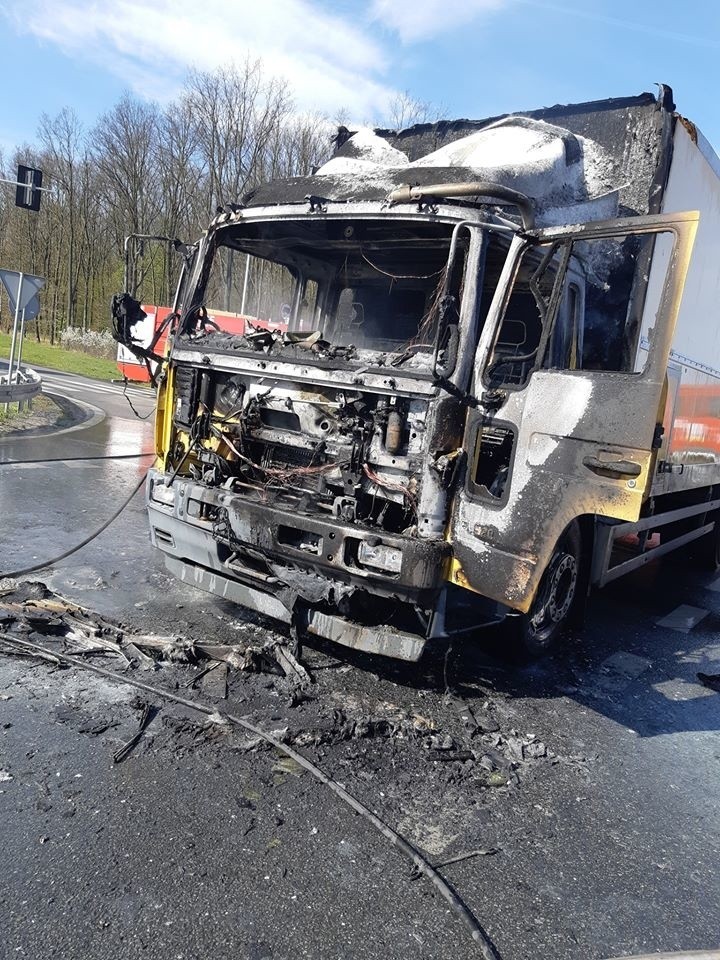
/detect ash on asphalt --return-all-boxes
[0,579,590,855]
[1,558,720,960]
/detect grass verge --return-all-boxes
[0,333,118,381]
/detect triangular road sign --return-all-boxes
[0,270,45,314]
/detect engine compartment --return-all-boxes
[169,363,444,538]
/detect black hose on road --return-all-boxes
[0,472,148,579]
[0,452,155,466]
[0,633,501,960]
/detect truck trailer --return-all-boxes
[130,85,720,660]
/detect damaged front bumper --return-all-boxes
[146,468,450,661]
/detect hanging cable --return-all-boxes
[121,376,155,420]
[0,471,148,579]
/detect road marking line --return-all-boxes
[42,377,152,400]
[704,576,720,592]
[656,604,709,633]
[42,374,140,390]
[41,376,114,390]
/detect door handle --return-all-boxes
[582,455,642,478]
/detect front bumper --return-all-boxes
[146,469,450,661]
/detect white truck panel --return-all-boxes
[652,121,720,491]
[662,123,720,365]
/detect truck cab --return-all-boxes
[141,90,705,661]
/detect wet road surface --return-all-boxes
[0,370,718,960]
[0,359,155,424]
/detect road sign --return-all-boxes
[15,165,43,212]
[0,270,45,313]
[0,270,46,403]
[22,294,41,322]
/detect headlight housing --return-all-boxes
[357,540,403,574]
[150,479,176,507]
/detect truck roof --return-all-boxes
[238,87,714,229]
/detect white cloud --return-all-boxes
[370,0,507,43]
[2,0,395,118]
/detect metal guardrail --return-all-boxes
[0,366,42,404]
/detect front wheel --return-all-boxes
[508,520,583,659]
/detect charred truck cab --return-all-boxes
[143,88,720,660]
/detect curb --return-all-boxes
[0,390,105,442]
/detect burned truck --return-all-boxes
[137,86,720,659]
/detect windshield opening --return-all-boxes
[187,218,468,365]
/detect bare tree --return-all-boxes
[39,108,87,329]
[182,59,295,213]
[385,90,445,130]
[0,62,431,337]
[90,94,163,290]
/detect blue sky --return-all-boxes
[0,0,718,154]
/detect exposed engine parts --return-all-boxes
[170,365,429,537]
[384,408,404,455]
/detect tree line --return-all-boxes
[0,59,437,345]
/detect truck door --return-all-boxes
[451,211,698,612]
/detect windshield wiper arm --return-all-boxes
[389,344,429,368]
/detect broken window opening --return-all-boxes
[203,246,298,329]
[469,423,515,502]
[542,231,671,375]
[483,229,674,387]
[485,242,566,388]
[187,219,469,364]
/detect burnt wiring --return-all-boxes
[388,267,450,366]
[170,387,416,531]
[210,425,348,484]
[362,463,417,514]
[359,248,446,281]
[168,388,352,492]
[212,404,246,426]
[167,411,212,486]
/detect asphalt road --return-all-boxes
[41,369,154,422]
[0,359,156,422]
[0,369,719,960]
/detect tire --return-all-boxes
[508,520,583,659]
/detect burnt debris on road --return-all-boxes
[0,577,601,959]
[2,569,720,960]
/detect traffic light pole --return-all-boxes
[1,166,45,410]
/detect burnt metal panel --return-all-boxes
[242,91,672,220]
[241,164,535,208]
[148,470,449,597]
[304,610,426,661]
[452,211,698,613]
[374,93,662,159]
[373,91,672,219]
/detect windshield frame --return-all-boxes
[175,211,491,385]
